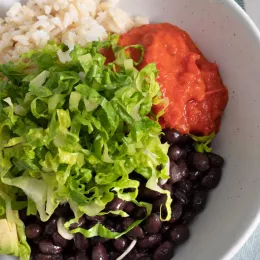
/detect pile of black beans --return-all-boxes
[20,128,224,260]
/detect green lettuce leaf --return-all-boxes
[190,132,215,153]
[65,200,152,239]
[0,182,30,260]
[0,36,171,246]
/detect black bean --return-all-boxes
[85,215,105,223]
[104,218,116,229]
[139,185,161,199]
[54,204,73,218]
[124,202,136,215]
[169,203,183,223]
[25,223,42,240]
[39,239,63,255]
[122,218,134,229]
[161,183,173,195]
[153,241,174,260]
[66,257,75,260]
[177,179,193,194]
[124,188,136,193]
[74,233,89,250]
[193,182,205,191]
[32,237,42,246]
[76,250,89,260]
[192,153,210,172]
[92,244,109,260]
[163,129,181,144]
[174,189,189,205]
[152,195,166,213]
[168,145,186,162]
[178,134,192,146]
[202,168,222,189]
[208,153,224,168]
[169,225,190,245]
[115,223,123,232]
[62,251,72,260]
[181,211,196,224]
[91,236,111,245]
[45,217,58,235]
[52,232,68,248]
[160,223,171,234]
[189,170,202,182]
[183,144,193,154]
[131,253,148,259]
[137,248,149,254]
[124,249,138,260]
[193,190,208,212]
[127,225,144,240]
[129,172,146,183]
[132,207,147,220]
[70,216,86,230]
[106,198,126,211]
[137,234,162,249]
[143,213,161,234]
[137,256,152,260]
[123,218,144,239]
[109,252,121,260]
[123,219,144,239]
[105,226,117,234]
[108,226,119,234]
[113,237,128,252]
[35,253,63,260]
[170,161,189,183]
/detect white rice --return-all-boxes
[0,0,149,64]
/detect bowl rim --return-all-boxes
[221,1,260,259]
[0,1,259,260]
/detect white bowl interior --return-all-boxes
[1,1,260,260]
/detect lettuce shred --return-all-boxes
[190,132,215,153]
[0,35,172,246]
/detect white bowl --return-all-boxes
[1,1,260,260]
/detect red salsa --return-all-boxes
[118,23,228,135]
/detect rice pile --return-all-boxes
[0,0,149,63]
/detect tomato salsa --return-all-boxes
[118,23,228,135]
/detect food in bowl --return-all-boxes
[0,0,228,260]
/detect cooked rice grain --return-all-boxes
[0,0,149,63]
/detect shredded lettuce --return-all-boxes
[190,132,215,153]
[0,182,30,260]
[65,201,152,239]
[0,35,171,243]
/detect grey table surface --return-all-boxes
[233,0,260,259]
